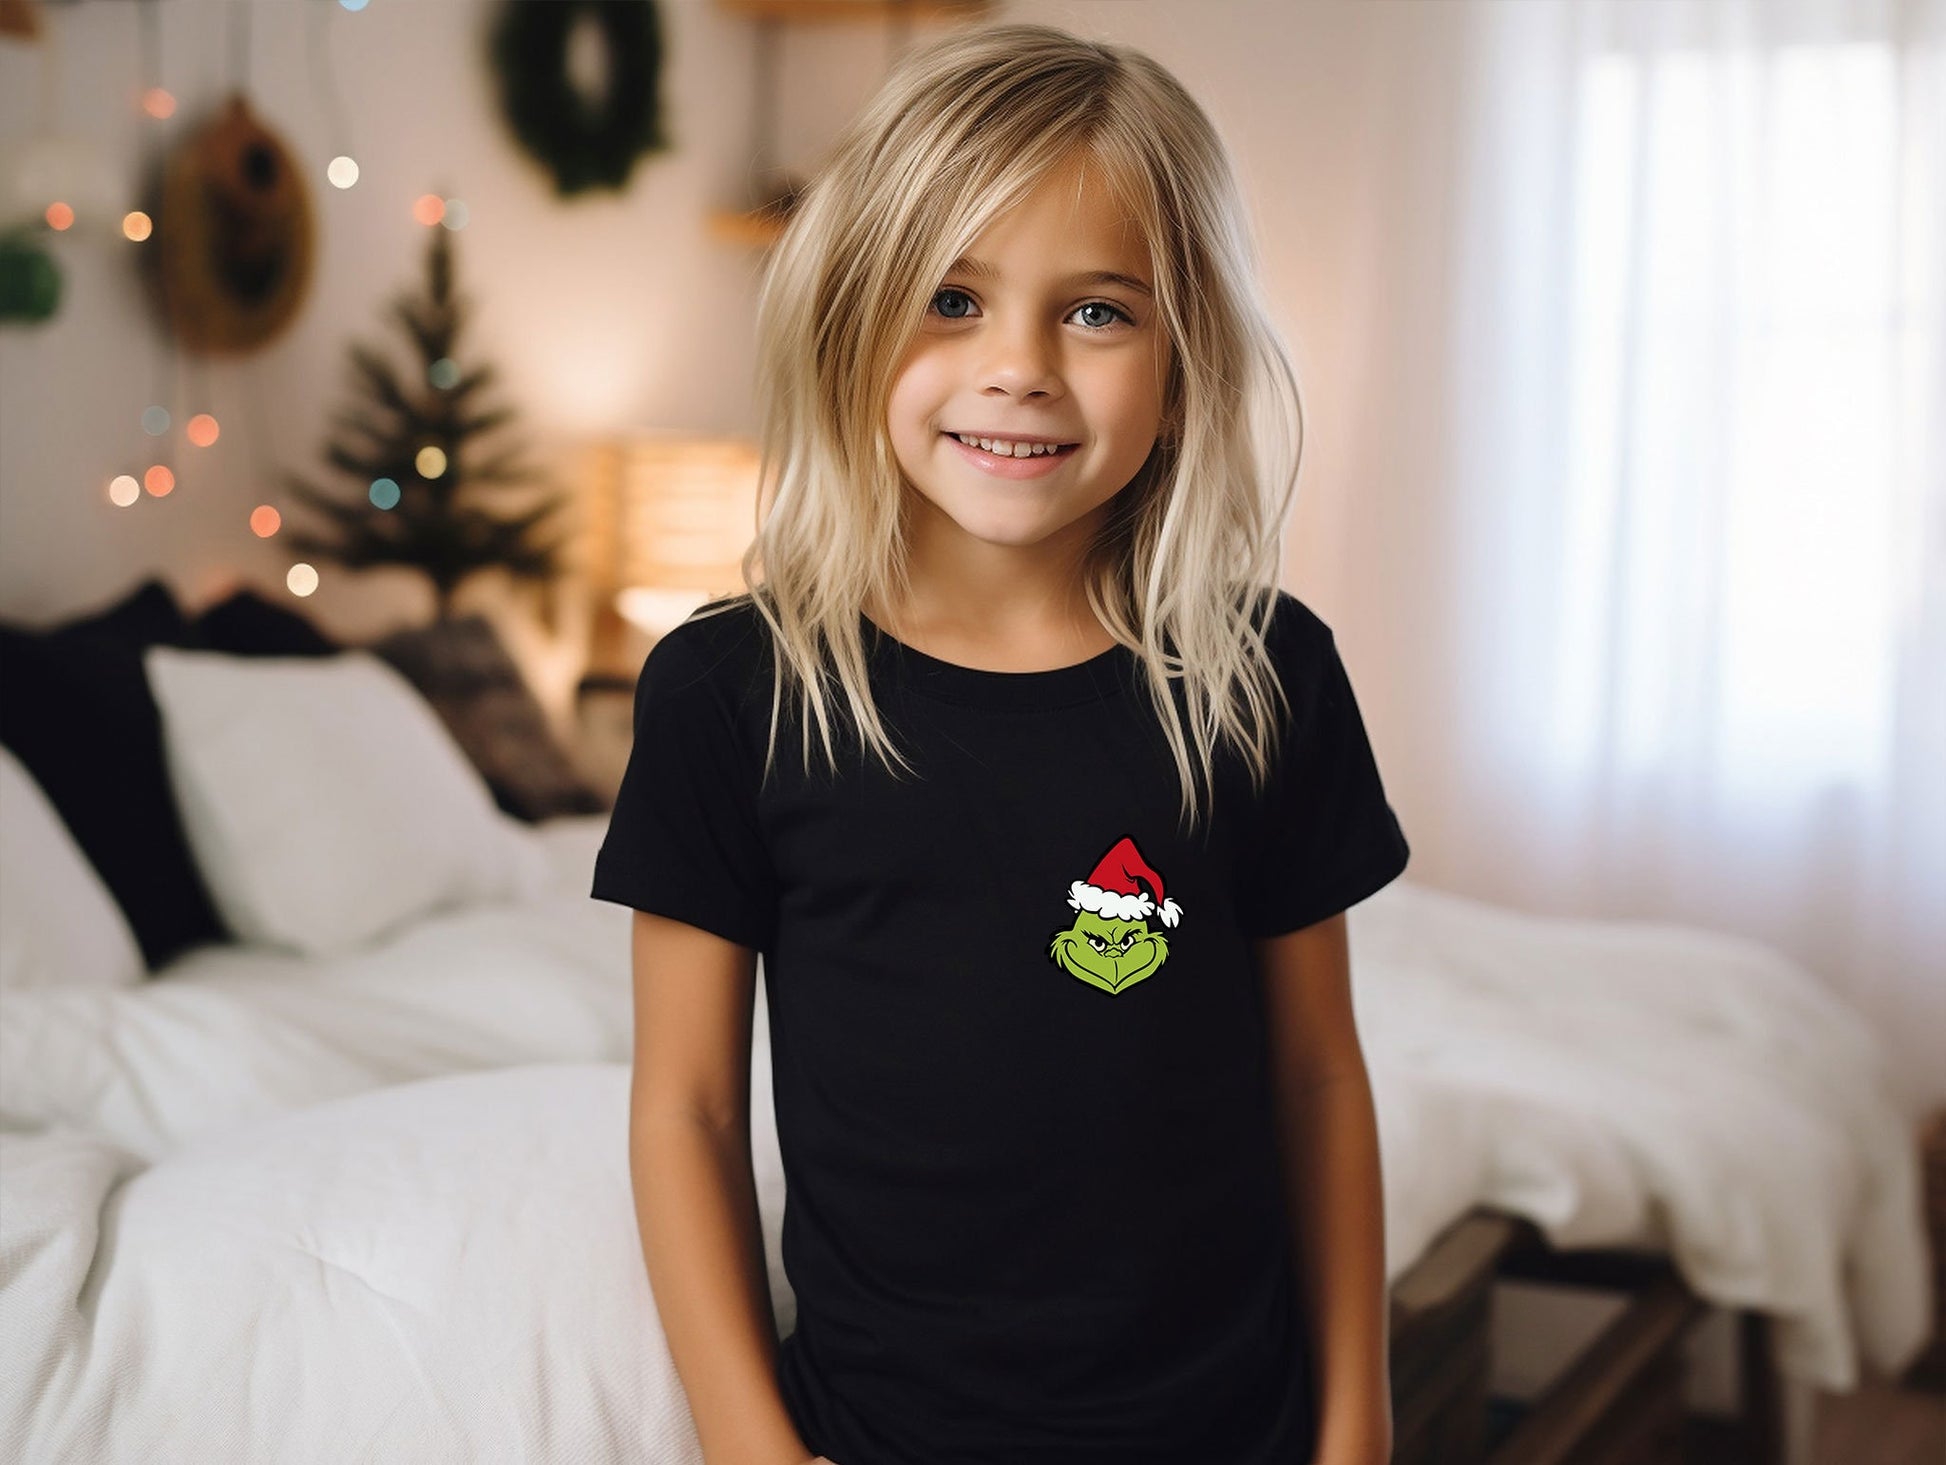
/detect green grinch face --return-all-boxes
[1047,909,1170,995]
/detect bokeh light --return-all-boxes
[186,413,220,447]
[45,202,74,231]
[327,156,360,189]
[415,445,447,478]
[412,194,445,227]
[144,465,175,496]
[250,505,282,537]
[122,211,153,242]
[109,475,141,507]
[287,563,320,597]
[141,87,177,119]
[141,406,170,435]
[428,357,460,390]
[369,477,402,509]
[440,199,470,231]
[339,0,370,11]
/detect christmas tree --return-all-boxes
[282,225,572,623]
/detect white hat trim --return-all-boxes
[1068,881,1183,928]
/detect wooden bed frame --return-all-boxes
[1387,1208,1789,1465]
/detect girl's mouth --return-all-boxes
[943,432,1080,479]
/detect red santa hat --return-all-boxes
[1067,835,1183,928]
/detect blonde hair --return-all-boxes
[712,20,1305,834]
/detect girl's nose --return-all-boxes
[978,319,1062,399]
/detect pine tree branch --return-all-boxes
[283,473,373,528]
[454,406,518,438]
[347,343,418,418]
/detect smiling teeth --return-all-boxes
[954,433,1067,458]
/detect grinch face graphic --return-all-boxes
[1046,835,1183,996]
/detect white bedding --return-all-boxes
[0,816,628,1162]
[0,1065,731,1464]
[1355,881,1930,1393]
[0,847,1931,1461]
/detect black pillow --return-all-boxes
[192,585,340,658]
[0,578,230,970]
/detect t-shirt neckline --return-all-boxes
[859,611,1134,710]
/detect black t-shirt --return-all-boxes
[590,590,1410,1465]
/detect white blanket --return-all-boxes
[1354,881,1930,1392]
[0,854,1930,1461]
[0,816,630,1162]
[0,1065,722,1464]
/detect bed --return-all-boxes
[0,636,1930,1464]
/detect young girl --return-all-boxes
[592,22,1409,1465]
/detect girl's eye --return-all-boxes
[1070,301,1131,330]
[931,288,977,319]
[928,290,1131,328]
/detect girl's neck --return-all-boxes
[863,592,1116,675]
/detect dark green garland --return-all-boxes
[489,0,668,197]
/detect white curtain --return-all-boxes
[1427,0,1945,1120]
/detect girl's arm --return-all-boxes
[1256,912,1396,1465]
[628,911,818,1465]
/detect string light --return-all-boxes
[440,198,469,230]
[250,505,281,537]
[141,87,176,119]
[109,476,141,507]
[122,211,154,241]
[412,193,445,227]
[144,465,175,496]
[415,445,447,478]
[186,413,220,447]
[287,563,320,596]
[141,406,171,435]
[44,202,74,231]
[369,477,402,509]
[327,155,359,189]
[428,357,459,390]
[339,0,370,12]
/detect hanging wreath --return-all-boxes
[490,0,668,198]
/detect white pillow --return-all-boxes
[143,647,551,957]
[0,744,146,990]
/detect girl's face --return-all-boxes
[884,152,1169,569]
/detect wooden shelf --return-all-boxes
[717,0,991,22]
[708,206,792,248]
[711,0,991,245]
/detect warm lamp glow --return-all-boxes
[584,434,762,644]
[144,465,175,496]
[250,505,282,537]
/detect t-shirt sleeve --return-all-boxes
[589,634,780,953]
[1237,615,1411,939]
